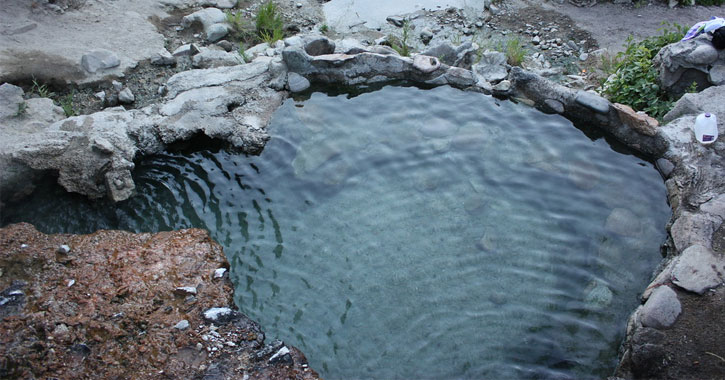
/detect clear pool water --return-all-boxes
[2,85,670,379]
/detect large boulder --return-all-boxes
[654,34,725,97]
[0,59,285,203]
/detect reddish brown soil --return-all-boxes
[0,223,319,380]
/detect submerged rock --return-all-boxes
[605,208,642,237]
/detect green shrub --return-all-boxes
[256,2,284,44]
[602,22,687,120]
[389,21,412,57]
[31,78,53,98]
[58,92,76,117]
[505,37,525,66]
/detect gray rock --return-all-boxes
[386,15,405,27]
[421,41,478,69]
[663,85,725,123]
[655,158,675,178]
[200,0,237,8]
[472,51,508,83]
[118,88,135,104]
[579,52,589,61]
[492,79,511,93]
[574,91,610,114]
[543,98,565,114]
[151,50,176,66]
[489,4,501,15]
[57,244,71,254]
[368,45,400,56]
[1,60,281,202]
[80,49,120,73]
[709,64,725,86]
[413,55,440,74]
[174,320,190,330]
[172,44,200,57]
[420,28,434,45]
[508,67,667,157]
[0,83,24,119]
[192,48,244,69]
[305,36,335,56]
[206,24,229,43]
[334,38,368,54]
[216,40,234,52]
[639,286,681,329]
[287,72,310,93]
[182,8,228,42]
[654,35,723,97]
[672,245,725,294]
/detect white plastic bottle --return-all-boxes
[694,112,718,144]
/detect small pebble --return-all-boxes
[213,268,227,279]
[67,279,75,287]
[174,320,190,330]
[57,244,70,254]
[196,343,203,351]
[20,244,28,249]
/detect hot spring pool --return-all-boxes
[1,85,671,379]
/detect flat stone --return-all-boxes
[640,285,681,329]
[543,98,565,114]
[80,49,120,73]
[672,245,725,294]
[287,72,310,93]
[172,44,200,57]
[575,91,610,114]
[174,286,197,296]
[192,48,243,69]
[413,55,440,74]
[613,103,659,136]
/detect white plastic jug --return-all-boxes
[694,112,718,144]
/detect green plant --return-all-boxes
[31,78,53,98]
[505,36,526,66]
[225,10,255,41]
[15,101,27,117]
[319,24,329,34]
[58,92,76,117]
[389,20,412,57]
[238,41,250,62]
[256,1,284,43]
[451,33,462,46]
[602,22,687,120]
